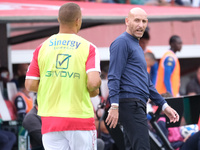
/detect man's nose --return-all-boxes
[138,21,144,27]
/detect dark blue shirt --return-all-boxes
[108,32,166,107]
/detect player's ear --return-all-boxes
[125,17,129,26]
[76,18,81,25]
[76,18,79,25]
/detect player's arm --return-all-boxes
[25,45,41,92]
[86,44,101,97]
[87,71,101,97]
[163,56,175,95]
[150,62,158,86]
[25,79,39,92]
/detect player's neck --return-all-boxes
[170,48,176,53]
[59,26,78,34]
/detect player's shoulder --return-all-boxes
[79,36,98,50]
[165,56,175,62]
[111,33,128,47]
[115,32,128,41]
[35,37,51,52]
[163,56,176,67]
[76,34,97,47]
[163,51,176,61]
[42,34,56,45]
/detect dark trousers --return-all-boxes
[119,99,150,150]
[0,130,16,150]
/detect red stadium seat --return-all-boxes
[4,100,16,120]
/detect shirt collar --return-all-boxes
[125,32,139,43]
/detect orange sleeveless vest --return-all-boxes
[156,50,180,97]
[15,92,33,113]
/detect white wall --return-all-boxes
[11,44,200,64]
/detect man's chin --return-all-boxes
[136,35,143,39]
[132,33,143,39]
[135,33,143,38]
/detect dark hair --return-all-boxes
[58,3,81,24]
[169,35,180,45]
[18,75,26,88]
[141,30,150,40]
[0,67,8,74]
[144,52,156,61]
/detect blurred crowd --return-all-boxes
[0,64,36,150]
[79,0,200,7]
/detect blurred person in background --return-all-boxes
[116,0,184,5]
[22,99,44,150]
[156,92,200,150]
[156,35,182,97]
[0,129,16,150]
[139,29,151,53]
[144,52,158,86]
[95,65,117,150]
[139,30,158,86]
[13,75,33,122]
[186,65,200,95]
[0,67,10,88]
[11,64,29,88]
[158,118,200,150]
[139,30,151,73]
[0,67,10,99]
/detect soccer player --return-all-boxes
[156,35,182,97]
[25,3,101,150]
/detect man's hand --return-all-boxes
[163,106,179,123]
[105,106,119,128]
[183,134,191,142]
